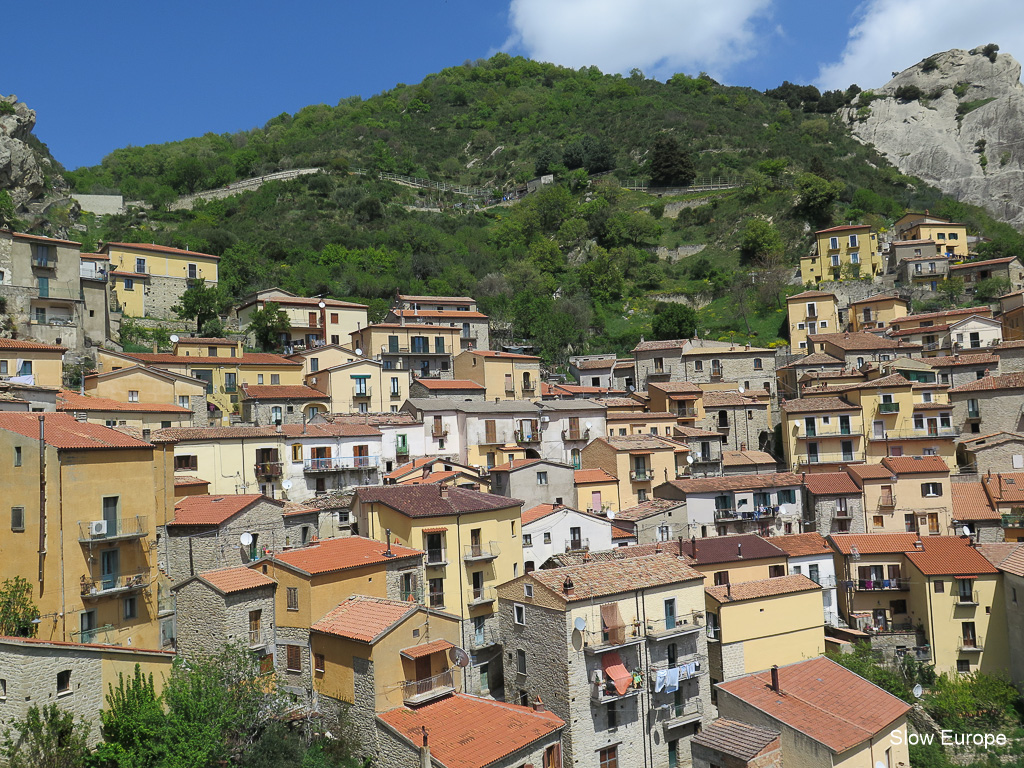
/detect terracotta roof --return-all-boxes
[925,353,999,367]
[895,306,991,324]
[195,566,275,595]
[591,397,642,407]
[816,224,872,234]
[530,553,703,601]
[828,533,920,555]
[844,464,896,483]
[771,532,832,557]
[949,372,1024,392]
[391,308,488,319]
[6,229,82,246]
[958,431,1024,446]
[880,456,949,475]
[777,353,845,370]
[612,525,634,539]
[691,719,780,761]
[311,596,418,643]
[803,472,861,496]
[648,381,703,394]
[464,349,540,361]
[809,333,914,351]
[546,539,694,567]
[982,472,1024,503]
[0,412,152,450]
[849,293,907,306]
[904,536,999,576]
[950,257,1017,269]
[170,494,268,526]
[613,498,684,522]
[320,412,421,427]
[679,534,787,564]
[997,340,1024,350]
[673,426,723,438]
[175,337,238,345]
[173,475,209,487]
[993,545,1024,577]
[122,351,302,367]
[573,358,617,370]
[598,435,682,451]
[606,410,678,421]
[973,543,1022,570]
[707,573,821,603]
[400,639,454,659]
[0,338,66,352]
[240,384,326,400]
[888,324,950,337]
[240,294,368,309]
[716,657,911,754]
[377,694,563,768]
[413,379,486,390]
[103,241,219,260]
[356,486,519,518]
[489,458,544,472]
[154,423,381,441]
[702,392,763,407]
[788,290,836,301]
[722,450,777,467]
[663,472,802,495]
[270,536,422,575]
[57,390,191,414]
[574,468,618,484]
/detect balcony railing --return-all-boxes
[468,624,501,650]
[878,403,900,414]
[352,386,372,399]
[957,590,980,605]
[522,380,536,392]
[856,577,909,591]
[710,368,723,380]
[714,506,780,521]
[630,469,652,481]
[220,384,237,394]
[468,586,497,607]
[78,516,148,543]
[426,548,448,566]
[402,669,455,705]
[967,409,981,420]
[1001,514,1024,528]
[400,584,424,603]
[958,636,984,652]
[809,574,837,589]
[798,452,858,465]
[431,427,449,439]
[248,628,262,648]
[32,257,57,269]
[562,428,591,441]
[80,569,149,600]
[591,674,643,703]
[676,407,698,417]
[464,542,500,561]
[646,613,704,640]
[797,428,861,438]
[650,365,674,378]
[395,447,410,460]
[254,461,283,476]
[303,456,379,472]
[565,537,589,552]
[879,493,896,508]
[514,430,540,444]
[663,698,704,728]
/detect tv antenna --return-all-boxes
[449,647,471,668]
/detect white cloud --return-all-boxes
[818,0,1024,91]
[506,0,775,81]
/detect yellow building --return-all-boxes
[998,291,1024,341]
[453,349,542,401]
[581,435,688,509]
[786,290,840,353]
[894,212,970,258]
[0,337,66,387]
[0,412,175,648]
[605,410,681,437]
[705,574,825,681]
[646,382,703,424]
[350,322,461,379]
[236,288,368,352]
[849,293,910,332]
[84,363,208,413]
[57,389,193,429]
[780,396,866,472]
[100,241,219,319]
[286,343,363,377]
[305,357,412,414]
[171,336,241,357]
[802,225,883,284]
[574,468,621,514]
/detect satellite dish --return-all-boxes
[282,479,293,490]
[571,628,584,651]
[912,684,923,699]
[686,455,694,465]
[449,647,471,668]
[738,386,745,394]
[961,525,971,537]
[318,301,326,309]
[355,348,363,356]
[240,532,254,547]
[573,616,587,632]
[170,334,180,343]
[627,385,635,392]
[876,762,887,768]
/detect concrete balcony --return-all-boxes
[426,548,448,567]
[957,590,980,606]
[662,698,705,730]
[798,452,859,465]
[630,469,653,482]
[402,669,455,706]
[81,569,149,600]
[351,386,372,399]
[464,542,500,562]
[467,623,501,651]
[877,403,900,414]
[958,636,984,652]
[562,428,590,441]
[78,516,148,543]
[646,613,704,640]
[467,586,497,608]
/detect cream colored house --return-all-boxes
[236,288,368,352]
[305,357,412,414]
[453,349,542,401]
[786,291,839,352]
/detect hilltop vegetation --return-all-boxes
[65,55,1024,363]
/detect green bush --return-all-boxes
[894,84,924,102]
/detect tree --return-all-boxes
[974,276,1011,300]
[793,173,843,224]
[0,190,21,230]
[937,277,964,305]
[171,279,232,332]
[739,220,784,264]
[651,302,698,340]
[0,576,40,637]
[2,704,90,768]
[168,156,207,195]
[96,665,164,768]
[247,302,291,351]
[648,135,696,187]
[604,210,661,248]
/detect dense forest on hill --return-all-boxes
[65,55,1024,363]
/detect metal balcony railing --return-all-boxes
[80,569,149,599]
[797,427,861,438]
[220,384,237,394]
[464,542,500,561]
[646,613,704,640]
[879,493,896,508]
[957,590,980,605]
[650,365,673,377]
[522,380,536,391]
[878,403,900,414]
[248,628,262,647]
[1001,514,1024,528]
[514,430,540,444]
[400,584,424,603]
[958,636,983,652]
[352,386,372,399]
[426,548,447,566]
[676,407,698,417]
[714,507,779,521]
[663,697,704,726]
[630,469,652,481]
[468,586,497,607]
[799,452,858,465]
[809,574,837,589]
[856,577,909,591]
[303,456,379,472]
[32,257,56,269]
[395,446,410,460]
[468,624,501,650]
[562,428,590,441]
[431,427,449,439]
[565,537,589,552]
[967,409,981,419]
[710,368,723,380]
[254,461,283,476]
[78,515,148,543]
[402,669,455,705]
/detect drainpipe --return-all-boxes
[38,416,46,588]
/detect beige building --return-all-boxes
[101,241,220,320]
[802,224,884,284]
[57,389,193,429]
[305,357,412,414]
[848,294,910,332]
[236,288,368,352]
[0,337,65,388]
[84,364,208,424]
[581,434,688,509]
[350,322,461,379]
[786,291,839,353]
[894,212,969,258]
[453,349,542,401]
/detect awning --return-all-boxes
[601,651,632,696]
[350,374,371,379]
[400,639,454,660]
[628,450,653,456]
[422,527,448,534]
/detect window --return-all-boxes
[524,584,534,598]
[291,443,302,463]
[831,254,840,267]
[11,506,25,532]
[850,252,860,264]
[178,395,190,409]
[0,678,5,700]
[523,533,532,546]
[829,237,839,250]
[428,578,444,608]
[599,746,618,768]
[693,360,703,372]
[921,482,942,497]
[516,649,527,675]
[514,604,526,625]
[286,587,299,611]
[934,580,945,593]
[271,406,283,425]
[957,659,971,673]
[57,670,72,694]
[124,596,137,619]
[536,472,548,486]
[607,701,617,729]
[778,489,796,504]
[543,532,551,544]
[713,571,729,586]
[286,645,301,672]
[258,374,264,385]
[188,263,198,279]
[768,565,786,578]
[314,654,325,674]
[174,455,198,471]
[669,740,679,768]
[0,361,5,375]
[271,374,280,385]
[18,360,32,376]
[753,357,762,370]
[390,377,400,396]
[128,390,139,402]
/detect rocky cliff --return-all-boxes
[842,46,1024,229]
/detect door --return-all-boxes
[81,610,97,644]
[354,444,369,468]
[839,415,851,435]
[873,420,885,439]
[470,529,482,558]
[807,442,819,463]
[311,446,330,470]
[102,497,118,537]
[591,490,602,512]
[569,417,580,439]
[664,598,677,631]
[484,420,497,444]
[101,549,120,591]
[569,526,582,551]
[415,655,431,685]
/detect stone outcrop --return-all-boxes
[842,46,1024,228]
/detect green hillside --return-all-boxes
[64,55,1024,363]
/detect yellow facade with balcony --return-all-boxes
[802,225,883,284]
[305,358,411,414]
[581,435,686,509]
[895,214,969,258]
[101,242,219,319]
[786,291,840,353]
[0,339,66,387]
[780,397,865,473]
[236,290,368,352]
[849,294,910,332]
[453,350,542,401]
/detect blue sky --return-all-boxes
[6,0,1023,170]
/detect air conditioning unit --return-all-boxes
[90,520,108,536]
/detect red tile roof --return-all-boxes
[240,384,326,400]
[400,639,454,659]
[521,503,559,525]
[57,390,191,414]
[828,533,920,555]
[993,545,1024,578]
[771,532,832,557]
[613,498,685,522]
[951,482,999,521]
[356,486,520,518]
[788,290,837,300]
[808,333,913,351]
[925,353,999,367]
[377,694,563,768]
[895,306,991,324]
[154,423,380,441]
[122,351,302,367]
[170,494,268,526]
[271,536,422,575]
[880,456,949,475]
[679,534,787,565]
[574,468,618,484]
[904,536,999,576]
[391,309,488,319]
[489,458,544,472]
[816,224,872,234]
[692,719,780,761]
[722,450,777,467]
[716,657,911,753]
[803,472,861,496]
[845,464,898,484]
[464,349,540,361]
[702,391,763,407]
[981,472,1024,503]
[103,241,219,260]
[949,372,1024,392]
[664,472,802,495]
[706,573,821,602]
[310,595,418,642]
[0,338,66,352]
[0,412,153,450]
[529,553,703,602]
[196,566,276,594]
[606,410,678,421]
[173,475,209,487]
[612,525,634,539]
[413,379,486,390]
[777,353,845,370]
[950,257,1018,269]
[398,294,476,303]
[175,337,238,345]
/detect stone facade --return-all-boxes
[700,404,771,454]
[804,494,866,536]
[709,637,747,684]
[634,343,777,397]
[958,436,1024,475]
[173,579,275,660]
[951,388,1024,437]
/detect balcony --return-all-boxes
[663,698,705,729]
[431,427,449,439]
[468,586,497,608]
[957,590,980,606]
[400,584,424,603]
[714,507,779,521]
[1001,514,1024,528]
[514,430,540,444]
[78,516,148,543]
[81,569,149,600]
[798,452,859,465]
[464,542,500,562]
[352,386,372,399]
[426,548,448,567]
[879,494,896,509]
[676,407,698,418]
[833,508,852,519]
[649,365,674,378]
[878,403,900,414]
[303,456,379,472]
[31,256,57,269]
[562,428,591,441]
[797,428,862,438]
[856,577,910,591]
[396,447,410,461]
[630,469,653,482]
[32,314,75,327]
[220,384,237,394]
[591,675,643,704]
[248,628,263,649]
[809,574,837,589]
[958,636,984,652]
[710,368,724,381]
[967,409,981,420]
[468,623,501,650]
[646,613,704,640]
[565,537,589,552]
[254,461,283,476]
[402,669,455,706]
[522,380,536,392]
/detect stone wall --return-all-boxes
[145,275,198,321]
[174,579,275,661]
[963,440,1024,475]
[716,640,748,682]
[807,496,866,535]
[275,624,312,698]
[951,389,1024,438]
[168,168,323,211]
[71,194,124,216]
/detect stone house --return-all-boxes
[632,338,777,398]
[775,352,845,400]
[896,252,949,289]
[801,471,865,536]
[948,371,1024,436]
[699,392,771,454]
[691,718,782,768]
[722,450,779,476]
[536,399,608,468]
[996,339,1024,372]
[977,544,1024,692]
[950,482,1005,545]
[497,553,711,768]
[408,377,486,400]
[102,241,220,321]
[673,425,726,477]
[1000,291,1024,341]
[236,288,368,352]
[950,256,1024,295]
[980,471,1024,542]
[488,457,576,509]
[611,498,691,543]
[806,331,919,369]
[956,431,1024,476]
[568,354,618,388]
[172,565,276,659]
[239,383,329,425]
[925,352,998,388]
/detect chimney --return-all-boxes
[384,528,395,557]
[419,726,430,768]
[440,485,450,499]
[770,665,783,694]
[737,542,743,558]
[563,576,575,597]
[532,696,546,712]
[142,428,151,442]
[302,413,307,434]
[691,535,697,559]
[727,581,732,599]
